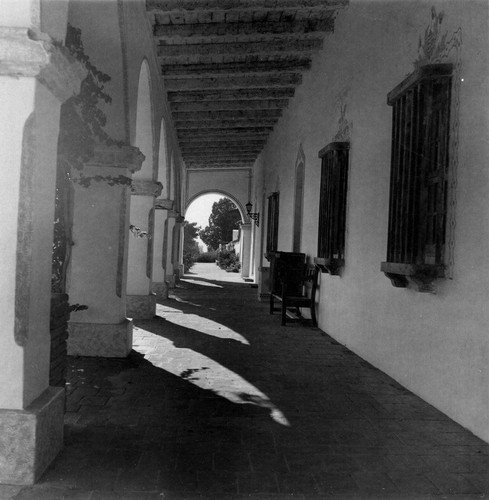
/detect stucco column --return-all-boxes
[152,198,173,300]
[240,222,252,278]
[67,144,143,357]
[176,220,185,278]
[0,18,85,484]
[164,210,177,288]
[167,211,185,283]
[126,180,163,318]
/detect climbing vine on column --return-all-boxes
[52,24,117,293]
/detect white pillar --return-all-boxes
[170,213,185,280]
[240,222,252,278]
[176,221,185,278]
[0,14,85,484]
[67,144,143,357]
[165,210,176,288]
[152,198,173,300]
[126,180,163,318]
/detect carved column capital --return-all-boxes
[0,27,86,102]
[131,180,163,197]
[167,210,185,223]
[155,198,174,210]
[91,143,145,173]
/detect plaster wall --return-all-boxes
[0,79,62,408]
[67,0,126,142]
[0,78,30,408]
[254,0,489,441]
[127,196,152,295]
[69,177,127,324]
[23,85,63,407]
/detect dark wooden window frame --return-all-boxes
[265,191,280,258]
[314,141,350,275]
[381,64,453,291]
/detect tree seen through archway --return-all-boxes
[199,198,241,251]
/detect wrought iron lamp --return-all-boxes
[245,201,259,227]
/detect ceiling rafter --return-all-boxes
[170,99,289,111]
[147,0,348,169]
[147,0,347,12]
[161,60,311,77]
[153,18,334,38]
[156,38,322,57]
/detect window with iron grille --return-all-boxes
[315,142,350,275]
[266,192,279,256]
[381,64,452,290]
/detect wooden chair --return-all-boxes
[270,263,319,327]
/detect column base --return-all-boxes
[126,294,156,319]
[257,266,270,302]
[67,319,133,357]
[166,274,176,289]
[0,387,64,485]
[151,281,169,301]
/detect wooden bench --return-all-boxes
[270,262,319,327]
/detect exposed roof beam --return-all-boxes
[147,0,347,12]
[167,88,295,101]
[175,119,278,129]
[184,153,258,160]
[161,60,311,76]
[154,18,333,38]
[181,144,264,151]
[178,127,272,137]
[179,138,267,146]
[185,160,255,167]
[173,110,281,121]
[170,99,289,111]
[157,38,322,57]
[165,74,301,91]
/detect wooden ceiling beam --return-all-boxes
[157,38,322,57]
[185,160,255,167]
[182,147,260,153]
[161,60,311,77]
[173,109,281,121]
[179,138,267,149]
[184,154,258,160]
[178,127,271,137]
[147,0,347,12]
[154,18,333,38]
[175,119,278,129]
[170,99,289,111]
[181,144,264,151]
[168,88,295,101]
[179,138,267,146]
[165,74,300,91]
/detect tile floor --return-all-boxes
[4,263,489,499]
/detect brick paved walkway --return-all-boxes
[5,263,489,499]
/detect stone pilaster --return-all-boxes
[151,198,174,300]
[240,222,252,278]
[0,23,85,484]
[68,144,144,358]
[126,180,163,318]
[165,209,183,287]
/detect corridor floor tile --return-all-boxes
[7,263,489,499]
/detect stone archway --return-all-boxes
[126,59,161,319]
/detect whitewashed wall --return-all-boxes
[252,0,489,441]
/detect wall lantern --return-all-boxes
[245,201,260,227]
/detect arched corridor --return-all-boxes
[2,0,489,493]
[6,264,489,499]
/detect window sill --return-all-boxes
[380,262,445,292]
[314,257,344,275]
